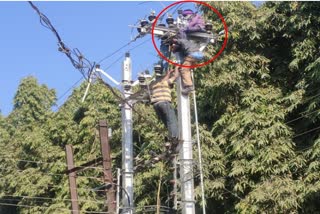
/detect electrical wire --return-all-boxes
[101,38,151,72]
[0,156,104,171]
[53,76,84,111]
[46,184,109,194]
[0,195,104,205]
[0,202,110,214]
[28,1,165,136]
[28,1,94,81]
[6,169,104,181]
[97,37,139,65]
[293,125,320,138]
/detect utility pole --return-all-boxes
[121,52,134,213]
[176,73,195,213]
[65,145,80,214]
[99,120,116,213]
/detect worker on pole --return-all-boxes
[150,65,180,148]
[174,9,206,95]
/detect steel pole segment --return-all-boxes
[116,168,121,214]
[121,52,134,214]
[176,57,195,214]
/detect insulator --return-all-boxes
[166,17,174,25]
[140,19,149,27]
[148,15,156,22]
[157,23,166,27]
[124,84,131,91]
[205,22,213,31]
[138,75,146,83]
[137,27,141,33]
[154,64,162,73]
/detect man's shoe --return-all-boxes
[181,86,194,95]
[174,141,183,153]
[170,138,183,154]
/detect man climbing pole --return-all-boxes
[174,9,206,95]
[150,64,179,147]
[172,38,204,95]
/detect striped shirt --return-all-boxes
[150,77,175,104]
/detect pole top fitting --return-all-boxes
[125,52,130,57]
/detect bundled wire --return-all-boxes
[27,1,166,135]
[28,1,94,80]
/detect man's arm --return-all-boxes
[167,67,180,84]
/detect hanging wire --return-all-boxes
[28,1,95,81]
[28,1,167,135]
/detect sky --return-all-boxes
[0,1,200,116]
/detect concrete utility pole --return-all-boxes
[176,65,195,213]
[121,52,134,213]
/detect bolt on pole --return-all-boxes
[121,52,134,214]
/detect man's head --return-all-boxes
[182,9,194,17]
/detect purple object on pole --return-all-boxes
[182,9,194,16]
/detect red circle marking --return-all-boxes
[151,0,228,68]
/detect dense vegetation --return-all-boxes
[1,2,319,213]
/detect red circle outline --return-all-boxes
[151,0,228,68]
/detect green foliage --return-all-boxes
[2,2,320,213]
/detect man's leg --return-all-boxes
[180,60,193,87]
[180,56,196,95]
[153,102,167,128]
[163,102,179,140]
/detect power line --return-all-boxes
[28,1,94,81]
[28,1,166,136]
[54,76,84,111]
[0,202,110,214]
[286,108,320,125]
[101,38,151,73]
[0,195,104,205]
[293,125,320,138]
[47,184,108,193]
[98,38,139,65]
[0,156,104,171]
[4,169,104,181]
[56,77,84,101]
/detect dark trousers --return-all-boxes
[153,101,179,140]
